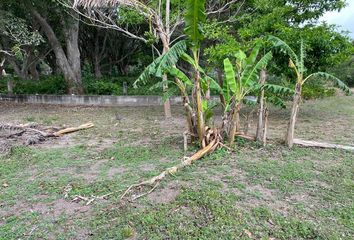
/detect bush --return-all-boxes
[82,75,172,96]
[328,57,354,87]
[302,83,336,100]
[0,74,178,96]
[0,75,67,94]
[84,80,121,95]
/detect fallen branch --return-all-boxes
[293,139,354,151]
[1,122,95,153]
[235,132,256,141]
[72,192,113,205]
[131,182,160,201]
[1,122,94,137]
[121,129,221,200]
[53,122,94,136]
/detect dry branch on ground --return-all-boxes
[120,127,222,201]
[293,138,354,151]
[0,122,94,154]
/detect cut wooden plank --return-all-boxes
[53,122,94,136]
[235,133,256,141]
[293,139,354,151]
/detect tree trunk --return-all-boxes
[159,0,172,119]
[19,47,39,80]
[0,59,5,78]
[6,56,23,79]
[228,102,241,145]
[195,74,205,145]
[216,68,226,108]
[31,9,82,94]
[7,78,13,94]
[286,83,302,148]
[262,108,269,146]
[162,73,172,118]
[94,59,102,78]
[256,69,267,142]
[93,33,103,78]
[65,10,83,94]
[0,58,13,94]
[29,61,39,80]
[183,94,196,142]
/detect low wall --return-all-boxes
[0,94,187,107]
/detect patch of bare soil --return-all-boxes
[77,160,108,182]
[238,185,292,216]
[51,199,91,217]
[147,183,180,204]
[140,164,155,172]
[171,205,194,217]
[0,199,91,220]
[107,167,127,179]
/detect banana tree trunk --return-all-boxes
[183,96,197,142]
[262,108,269,146]
[256,69,267,141]
[195,71,205,145]
[216,68,226,110]
[228,102,241,145]
[176,77,197,142]
[154,0,172,119]
[159,38,172,118]
[286,83,302,148]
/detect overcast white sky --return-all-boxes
[319,0,354,39]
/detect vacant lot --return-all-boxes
[0,95,353,239]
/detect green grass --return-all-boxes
[0,95,353,239]
[1,144,353,239]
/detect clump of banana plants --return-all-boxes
[220,43,273,144]
[125,0,296,200]
[209,40,292,144]
[134,1,295,148]
[135,0,221,149]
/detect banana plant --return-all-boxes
[134,0,210,145]
[269,36,352,148]
[183,0,207,143]
[221,44,273,144]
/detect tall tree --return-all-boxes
[0,7,43,92]
[0,7,44,81]
[69,0,239,117]
[29,0,83,94]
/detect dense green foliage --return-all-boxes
[268,36,351,95]
[0,0,352,98]
[329,55,354,87]
[0,75,168,95]
[0,76,67,95]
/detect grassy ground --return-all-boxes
[0,95,353,239]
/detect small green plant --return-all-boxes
[120,226,134,238]
[24,116,36,122]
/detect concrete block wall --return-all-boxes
[0,94,186,107]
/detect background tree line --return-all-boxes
[0,0,353,98]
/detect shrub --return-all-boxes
[0,75,67,94]
[84,79,121,95]
[0,74,180,96]
[302,83,336,100]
